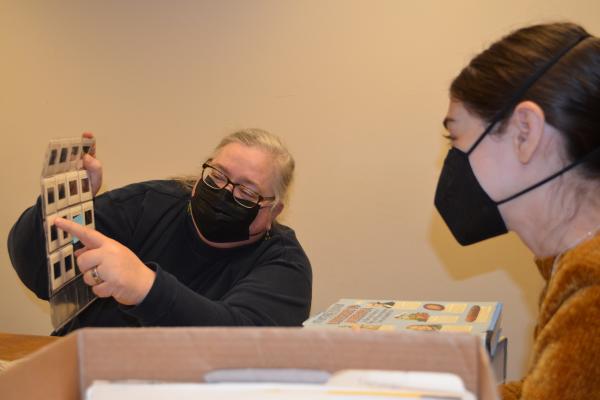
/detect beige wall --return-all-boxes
[1,0,599,381]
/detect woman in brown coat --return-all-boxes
[435,22,600,399]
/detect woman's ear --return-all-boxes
[268,203,284,227]
[512,101,546,164]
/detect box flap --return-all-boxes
[0,327,499,400]
[0,333,79,400]
[77,327,497,398]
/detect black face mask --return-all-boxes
[434,147,508,245]
[434,34,591,246]
[190,180,259,243]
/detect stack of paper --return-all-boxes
[86,369,476,400]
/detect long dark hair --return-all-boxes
[451,22,600,177]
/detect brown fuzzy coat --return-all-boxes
[501,235,600,399]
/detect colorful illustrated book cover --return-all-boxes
[303,299,503,356]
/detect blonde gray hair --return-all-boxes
[212,129,295,205]
[176,129,295,206]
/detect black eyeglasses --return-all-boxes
[201,163,276,208]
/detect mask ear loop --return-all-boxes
[496,145,600,205]
[466,120,499,156]
[466,34,590,157]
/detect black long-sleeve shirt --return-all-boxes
[8,180,312,335]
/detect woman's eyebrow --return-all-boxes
[442,117,455,130]
[212,162,229,175]
[213,162,260,189]
[238,178,260,190]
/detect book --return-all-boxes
[303,299,503,357]
[489,336,508,384]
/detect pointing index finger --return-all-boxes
[54,217,105,249]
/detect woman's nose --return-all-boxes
[223,182,235,193]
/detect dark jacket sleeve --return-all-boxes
[7,197,51,300]
[9,180,312,329]
[7,187,137,300]
[124,236,312,327]
[7,184,140,301]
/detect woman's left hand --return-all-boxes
[54,217,156,306]
[81,132,103,196]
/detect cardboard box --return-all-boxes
[0,327,499,400]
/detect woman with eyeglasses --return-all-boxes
[8,129,312,335]
[435,22,600,398]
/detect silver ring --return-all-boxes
[90,267,103,285]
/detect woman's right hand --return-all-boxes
[81,132,103,196]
